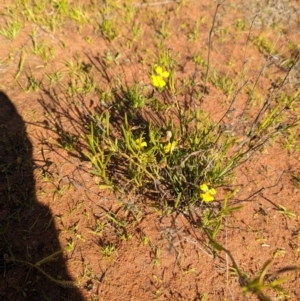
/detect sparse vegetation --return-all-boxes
[0,0,299,300]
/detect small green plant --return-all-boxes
[235,18,246,31]
[192,52,206,66]
[0,19,21,40]
[57,130,77,151]
[100,243,116,258]
[277,204,296,219]
[131,22,142,41]
[188,21,199,41]
[158,21,171,39]
[210,70,235,96]
[103,51,122,67]
[283,127,300,152]
[19,73,42,93]
[252,35,277,55]
[200,293,208,301]
[202,189,242,243]
[140,234,151,246]
[53,0,69,15]
[30,30,55,65]
[68,3,89,28]
[121,83,149,109]
[14,50,26,80]
[44,71,64,86]
[273,248,285,258]
[153,247,161,267]
[242,259,299,301]
[99,19,118,41]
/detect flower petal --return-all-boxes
[164,141,177,154]
[164,142,171,153]
[200,183,209,192]
[201,192,214,203]
[151,75,160,87]
[209,188,216,195]
[135,138,147,149]
[155,66,163,75]
[157,77,166,88]
[161,70,169,78]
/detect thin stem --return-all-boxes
[202,0,226,96]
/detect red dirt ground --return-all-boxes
[0,1,300,301]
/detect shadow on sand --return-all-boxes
[0,91,85,301]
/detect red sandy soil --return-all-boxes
[0,1,299,300]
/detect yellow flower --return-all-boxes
[155,66,169,78]
[151,74,167,88]
[151,66,169,88]
[164,141,177,154]
[200,184,216,203]
[135,137,147,149]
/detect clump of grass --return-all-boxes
[83,52,299,215]
[85,103,231,208]
[99,19,118,41]
[0,19,21,40]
